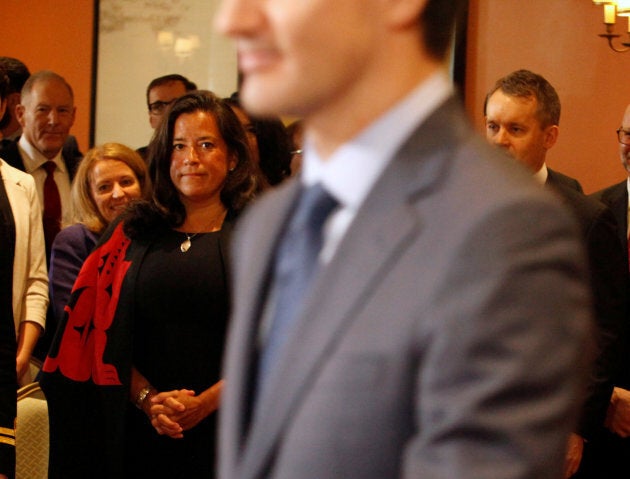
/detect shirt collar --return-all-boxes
[302,71,454,210]
[18,135,65,173]
[533,163,548,185]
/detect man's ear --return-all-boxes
[0,98,6,122]
[543,125,559,150]
[15,103,26,127]
[383,0,429,29]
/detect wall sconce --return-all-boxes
[594,0,630,52]
[156,32,201,61]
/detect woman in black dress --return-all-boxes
[41,91,255,478]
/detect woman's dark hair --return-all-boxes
[226,92,292,186]
[0,65,10,101]
[254,117,292,185]
[124,90,255,238]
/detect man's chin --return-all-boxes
[240,79,288,118]
[41,142,64,158]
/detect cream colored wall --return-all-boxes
[465,0,630,193]
[0,0,237,153]
[93,0,237,150]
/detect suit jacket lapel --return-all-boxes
[606,183,628,250]
[239,98,462,477]
[226,181,302,456]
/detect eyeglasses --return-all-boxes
[617,127,630,146]
[148,99,176,115]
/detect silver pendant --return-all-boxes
[180,238,192,253]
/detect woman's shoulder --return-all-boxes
[54,224,100,251]
[122,200,169,240]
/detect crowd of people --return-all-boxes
[1,0,630,478]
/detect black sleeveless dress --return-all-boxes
[124,229,229,478]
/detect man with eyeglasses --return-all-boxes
[587,103,630,475]
[592,105,630,256]
[136,74,197,160]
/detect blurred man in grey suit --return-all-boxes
[210,1,593,477]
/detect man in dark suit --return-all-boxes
[0,70,82,246]
[586,102,630,476]
[591,103,630,272]
[0,70,82,361]
[485,69,627,478]
[211,1,592,478]
[0,57,83,160]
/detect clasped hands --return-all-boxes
[146,379,224,439]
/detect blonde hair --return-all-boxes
[68,142,151,233]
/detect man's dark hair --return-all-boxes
[225,92,292,186]
[421,0,468,61]
[484,69,561,127]
[0,65,9,101]
[0,57,30,94]
[0,57,30,129]
[145,74,197,106]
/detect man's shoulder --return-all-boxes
[54,223,99,253]
[547,168,584,193]
[0,139,25,171]
[590,180,627,202]
[552,181,617,233]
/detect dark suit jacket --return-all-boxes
[219,96,593,479]
[547,167,584,193]
[0,138,82,181]
[546,172,627,440]
[136,145,149,162]
[590,181,630,389]
[591,181,628,277]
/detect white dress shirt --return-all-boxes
[302,71,454,263]
[18,135,72,226]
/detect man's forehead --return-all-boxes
[150,81,186,99]
[26,79,73,103]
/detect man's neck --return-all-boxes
[307,49,441,160]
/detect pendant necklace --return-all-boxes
[178,210,227,253]
[180,232,199,253]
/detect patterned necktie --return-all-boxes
[42,161,61,255]
[256,183,338,394]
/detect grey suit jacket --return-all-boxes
[220,97,593,479]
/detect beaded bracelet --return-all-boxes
[135,385,153,409]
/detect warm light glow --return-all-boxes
[605,4,617,23]
[577,1,628,52]
[174,37,194,59]
[157,31,174,49]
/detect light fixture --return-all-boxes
[593,0,630,52]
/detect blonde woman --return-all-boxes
[48,142,150,327]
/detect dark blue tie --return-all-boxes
[257,183,338,393]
